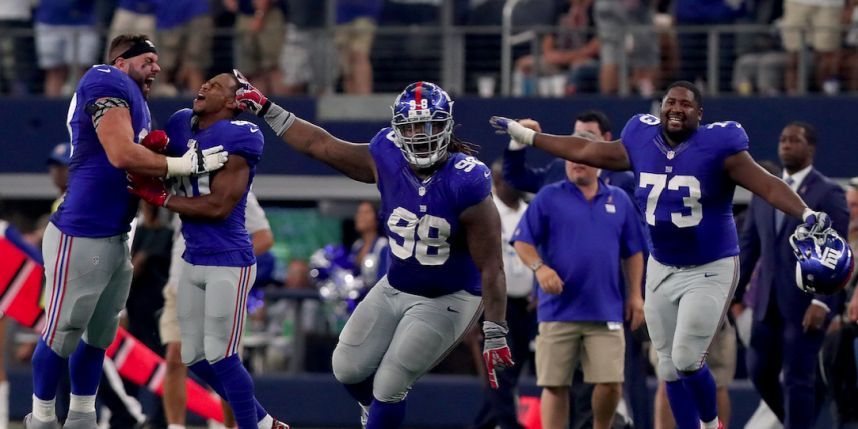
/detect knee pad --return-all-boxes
[332,344,371,385]
[656,356,680,382]
[204,333,231,363]
[82,317,120,350]
[181,340,205,366]
[672,344,705,374]
[371,371,409,403]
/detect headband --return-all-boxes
[111,38,157,64]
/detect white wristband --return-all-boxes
[165,156,189,178]
[802,208,815,222]
[508,138,527,151]
[811,299,831,313]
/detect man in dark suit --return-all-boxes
[734,121,849,429]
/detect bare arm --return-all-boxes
[165,154,248,220]
[251,228,274,255]
[532,134,631,171]
[280,118,378,183]
[461,196,507,323]
[623,252,644,301]
[96,105,168,176]
[725,151,807,219]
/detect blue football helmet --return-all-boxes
[391,81,454,168]
[789,225,854,295]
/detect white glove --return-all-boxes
[166,144,229,178]
[490,116,536,147]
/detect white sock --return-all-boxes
[167,425,186,429]
[32,395,57,422]
[257,414,273,429]
[702,417,719,429]
[0,381,8,427]
[69,394,96,413]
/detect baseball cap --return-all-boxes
[47,142,71,166]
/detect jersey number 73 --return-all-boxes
[639,172,702,228]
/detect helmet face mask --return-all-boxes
[391,82,454,168]
[790,226,854,295]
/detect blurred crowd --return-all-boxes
[0,0,857,98]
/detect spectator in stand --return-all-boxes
[0,0,36,96]
[34,0,99,96]
[108,0,158,53]
[731,0,788,95]
[348,201,388,287]
[514,0,601,96]
[335,0,382,94]
[155,0,213,96]
[45,142,71,213]
[226,0,286,95]
[594,0,660,96]
[673,0,745,92]
[781,0,845,94]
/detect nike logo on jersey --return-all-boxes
[97,68,111,73]
[704,272,718,278]
[447,306,459,313]
[484,170,491,178]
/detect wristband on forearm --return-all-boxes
[264,102,296,137]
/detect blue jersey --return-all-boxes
[512,180,644,322]
[51,65,152,238]
[164,109,264,267]
[370,128,492,298]
[621,114,749,266]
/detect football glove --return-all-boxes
[127,174,170,207]
[802,208,832,234]
[165,144,228,178]
[490,116,536,146]
[141,130,169,153]
[482,320,514,390]
[234,69,271,116]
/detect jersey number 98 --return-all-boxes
[387,207,451,265]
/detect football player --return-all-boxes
[28,34,228,429]
[490,80,834,429]
[236,75,513,429]
[129,72,289,429]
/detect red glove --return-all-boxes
[482,321,514,389]
[233,69,270,116]
[127,174,171,207]
[141,130,169,153]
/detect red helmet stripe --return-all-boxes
[415,82,423,107]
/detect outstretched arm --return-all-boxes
[725,151,807,219]
[490,116,631,171]
[234,71,377,183]
[280,118,377,183]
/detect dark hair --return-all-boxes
[106,34,153,64]
[448,133,479,156]
[665,80,703,107]
[224,73,242,117]
[786,121,817,146]
[575,109,612,134]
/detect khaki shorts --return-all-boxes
[159,284,181,344]
[236,11,286,75]
[157,14,214,73]
[334,17,376,74]
[780,1,842,52]
[648,321,737,387]
[536,321,625,386]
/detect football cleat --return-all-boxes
[61,410,98,429]
[390,81,454,168]
[790,225,854,295]
[271,420,290,429]
[24,414,61,429]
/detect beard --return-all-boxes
[663,126,696,144]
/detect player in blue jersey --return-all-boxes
[235,75,513,429]
[129,72,289,429]
[490,80,833,429]
[27,34,229,429]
